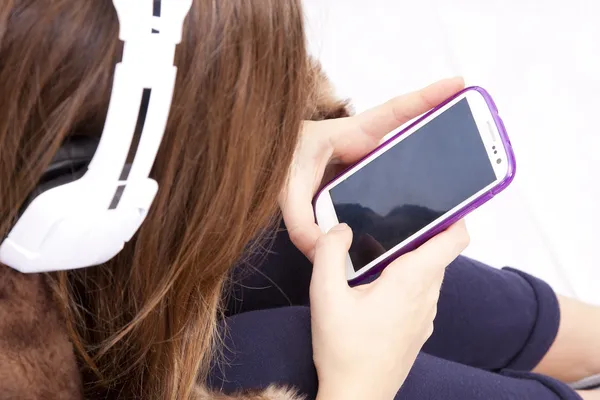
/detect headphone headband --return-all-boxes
[0,0,193,273]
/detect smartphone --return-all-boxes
[313,86,516,285]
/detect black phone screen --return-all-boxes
[330,98,496,272]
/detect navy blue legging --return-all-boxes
[210,227,581,399]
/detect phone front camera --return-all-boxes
[496,158,502,164]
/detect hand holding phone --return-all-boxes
[313,86,516,284]
[311,221,469,400]
[279,77,467,262]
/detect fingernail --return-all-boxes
[330,223,348,232]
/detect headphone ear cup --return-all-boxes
[22,136,99,210]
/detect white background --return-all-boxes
[304,0,599,303]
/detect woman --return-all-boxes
[0,1,598,399]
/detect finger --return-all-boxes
[415,220,470,262]
[280,182,321,261]
[329,77,465,164]
[355,77,466,141]
[311,224,353,292]
[407,220,470,274]
[379,220,470,286]
[279,130,332,260]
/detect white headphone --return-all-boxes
[0,0,193,274]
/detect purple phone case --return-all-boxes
[313,86,517,286]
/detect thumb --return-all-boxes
[311,223,353,292]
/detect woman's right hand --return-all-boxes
[310,221,470,400]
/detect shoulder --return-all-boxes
[0,266,83,399]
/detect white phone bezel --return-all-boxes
[314,90,510,281]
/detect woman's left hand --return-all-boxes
[279,77,465,260]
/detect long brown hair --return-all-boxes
[0,1,310,398]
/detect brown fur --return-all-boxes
[306,60,353,120]
[0,61,347,400]
[193,385,305,400]
[0,267,83,399]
